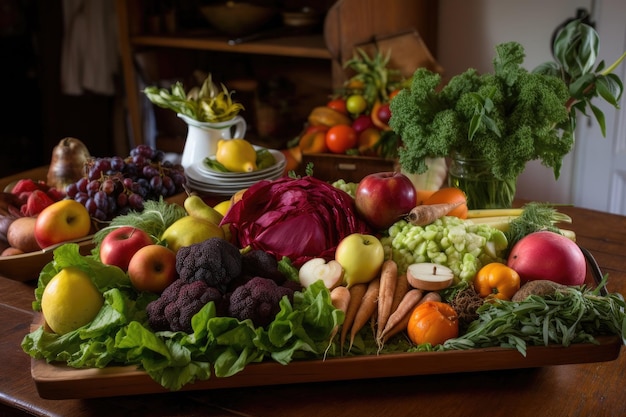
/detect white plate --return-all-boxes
[196,149,286,180]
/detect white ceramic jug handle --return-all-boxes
[233,117,247,139]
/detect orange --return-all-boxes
[281,147,301,175]
[422,187,468,219]
[415,189,437,206]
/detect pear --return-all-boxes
[183,195,224,225]
[46,137,91,191]
[161,216,224,253]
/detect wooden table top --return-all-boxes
[1,201,625,417]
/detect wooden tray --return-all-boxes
[29,246,623,399]
[31,335,623,399]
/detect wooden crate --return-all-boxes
[300,153,397,183]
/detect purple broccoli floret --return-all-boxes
[146,279,225,333]
[228,276,295,328]
[176,237,242,292]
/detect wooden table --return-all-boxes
[1,202,625,417]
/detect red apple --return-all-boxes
[127,244,177,293]
[99,226,153,271]
[354,172,417,230]
[34,199,92,249]
[507,231,586,286]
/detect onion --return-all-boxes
[46,137,91,191]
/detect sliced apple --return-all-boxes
[298,258,344,289]
[406,262,454,291]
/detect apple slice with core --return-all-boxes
[407,262,454,291]
[298,258,344,289]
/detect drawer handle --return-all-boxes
[337,163,357,171]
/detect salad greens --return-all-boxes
[22,244,345,391]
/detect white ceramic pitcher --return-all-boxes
[178,113,247,170]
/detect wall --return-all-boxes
[436,0,594,204]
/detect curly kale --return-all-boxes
[390,41,572,181]
[146,279,226,333]
[175,237,242,292]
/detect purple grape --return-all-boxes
[110,156,125,171]
[143,164,160,178]
[128,193,144,210]
[76,177,88,193]
[101,179,115,194]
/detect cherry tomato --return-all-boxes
[325,124,358,154]
[327,98,348,115]
[346,94,367,115]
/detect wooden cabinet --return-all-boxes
[115,0,437,151]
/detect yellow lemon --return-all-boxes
[41,267,104,335]
[215,139,257,172]
[213,200,232,216]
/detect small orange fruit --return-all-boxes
[422,187,468,219]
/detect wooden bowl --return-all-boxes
[199,2,277,37]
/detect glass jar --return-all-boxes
[447,152,516,209]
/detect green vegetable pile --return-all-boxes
[22,244,343,391]
[390,20,624,182]
[382,216,508,283]
[414,277,626,356]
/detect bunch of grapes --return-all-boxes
[65,145,186,221]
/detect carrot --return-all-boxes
[348,277,380,352]
[389,273,410,323]
[407,202,463,226]
[324,286,351,359]
[376,259,398,340]
[340,283,367,353]
[379,291,442,347]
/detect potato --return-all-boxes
[511,280,568,302]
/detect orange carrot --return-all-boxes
[379,291,442,347]
[407,202,463,226]
[325,286,351,359]
[390,273,410,316]
[376,259,398,340]
[349,277,380,351]
[340,283,367,353]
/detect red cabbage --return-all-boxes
[221,176,372,267]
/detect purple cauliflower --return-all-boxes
[175,237,242,292]
[146,278,226,333]
[228,276,295,328]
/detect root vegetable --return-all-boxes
[349,277,380,351]
[378,290,442,347]
[324,286,351,359]
[46,137,91,191]
[511,279,569,302]
[407,202,463,226]
[407,263,454,291]
[340,283,367,353]
[376,259,398,340]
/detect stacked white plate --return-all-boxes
[184,148,286,196]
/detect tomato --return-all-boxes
[474,263,521,301]
[407,301,459,346]
[346,94,367,115]
[327,98,348,115]
[325,125,358,154]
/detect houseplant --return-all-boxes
[389,20,625,209]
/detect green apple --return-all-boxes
[334,233,384,287]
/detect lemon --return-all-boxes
[215,139,257,172]
[160,215,225,253]
[213,200,232,216]
[41,267,104,335]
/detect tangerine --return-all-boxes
[422,187,468,219]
